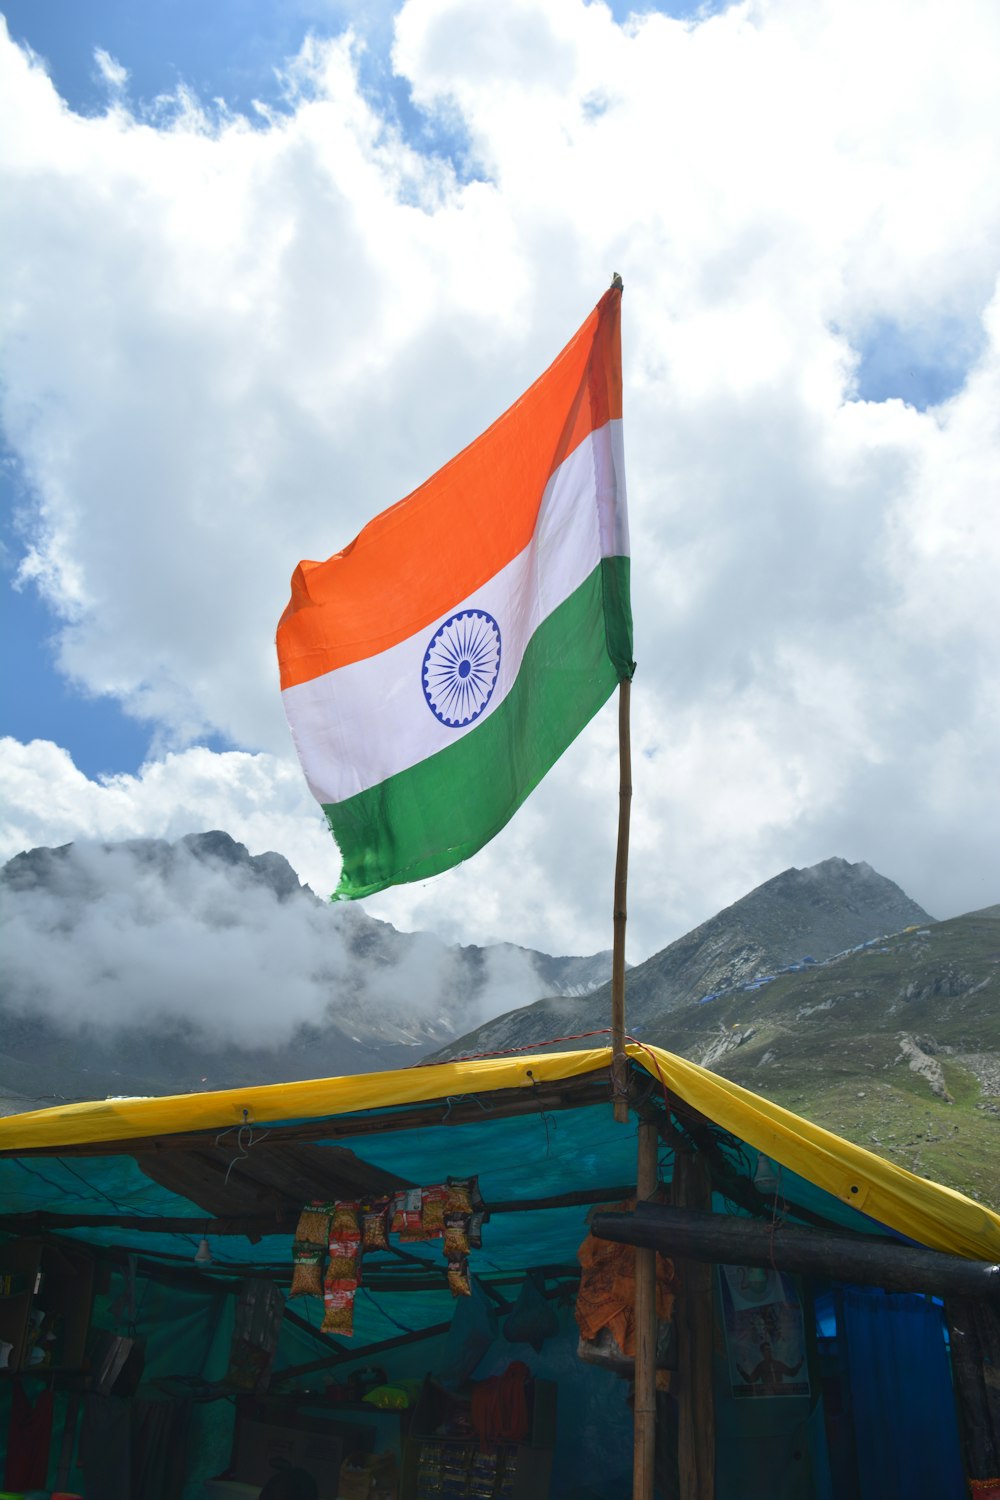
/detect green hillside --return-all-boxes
[651,906,1000,1209]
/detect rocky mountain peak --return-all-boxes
[434,857,935,1058]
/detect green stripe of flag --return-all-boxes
[326,557,633,899]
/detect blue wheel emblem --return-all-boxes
[422,609,501,727]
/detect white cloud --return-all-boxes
[93,46,128,94]
[1,0,999,963]
[0,832,545,1047]
[0,737,342,900]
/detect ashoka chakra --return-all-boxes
[422,609,502,727]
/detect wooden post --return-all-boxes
[672,1151,715,1500]
[611,677,633,1123]
[633,1118,659,1500]
[945,1296,1000,1486]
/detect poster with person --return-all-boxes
[720,1264,810,1399]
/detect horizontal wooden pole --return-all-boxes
[0,1183,635,1240]
[271,1318,455,1385]
[592,1204,1000,1301]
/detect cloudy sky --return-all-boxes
[2,0,998,967]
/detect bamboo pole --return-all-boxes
[632,1118,659,1500]
[611,677,633,1123]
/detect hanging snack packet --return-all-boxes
[443,1211,470,1259]
[290,1243,324,1299]
[327,1235,361,1283]
[295,1203,332,1247]
[321,1281,356,1336]
[331,1200,362,1240]
[446,1175,484,1214]
[447,1257,472,1297]
[421,1185,448,1239]
[467,1212,486,1251]
[362,1199,390,1250]
[390,1188,422,1235]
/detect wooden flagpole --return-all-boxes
[611,676,633,1124]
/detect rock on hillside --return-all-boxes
[434,858,933,1059]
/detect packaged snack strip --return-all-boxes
[444,1176,476,1214]
[390,1187,422,1235]
[443,1212,469,1259]
[327,1236,361,1283]
[421,1184,447,1238]
[295,1204,332,1246]
[362,1198,390,1249]
[330,1200,362,1240]
[447,1257,472,1297]
[290,1244,323,1298]
[321,1282,356,1335]
[467,1211,486,1250]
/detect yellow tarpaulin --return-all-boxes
[1,1043,997,1263]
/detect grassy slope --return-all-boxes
[650,907,1000,1210]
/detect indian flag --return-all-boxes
[277,285,633,900]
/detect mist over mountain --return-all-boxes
[0,832,613,1107]
[5,837,995,1208]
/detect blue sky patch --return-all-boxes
[0,556,153,780]
[851,315,983,411]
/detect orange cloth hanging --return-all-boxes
[575,1200,678,1357]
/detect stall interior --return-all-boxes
[0,1045,997,1500]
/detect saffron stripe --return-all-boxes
[277,288,622,688]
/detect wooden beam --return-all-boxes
[0,1183,637,1240]
[593,1203,1000,1301]
[271,1318,455,1385]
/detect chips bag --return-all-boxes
[322,1281,356,1336]
[362,1199,390,1250]
[390,1188,422,1235]
[295,1204,332,1246]
[290,1243,323,1299]
[447,1257,472,1297]
[327,1235,361,1283]
[421,1185,448,1238]
[445,1177,476,1214]
[443,1212,470,1259]
[331,1200,362,1240]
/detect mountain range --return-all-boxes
[434,857,935,1056]
[2,836,997,1207]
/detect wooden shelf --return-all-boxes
[0,1238,94,1373]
